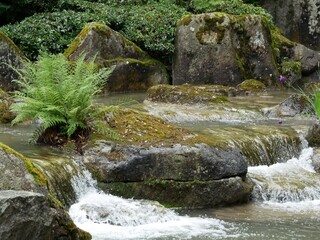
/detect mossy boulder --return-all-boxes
[0,143,47,193]
[262,94,313,118]
[261,0,320,51]
[0,143,91,239]
[173,13,279,86]
[83,107,253,208]
[237,79,266,93]
[0,190,91,240]
[65,22,168,92]
[0,32,26,92]
[0,88,15,123]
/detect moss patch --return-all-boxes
[237,79,266,93]
[0,142,47,187]
[177,14,192,26]
[91,106,228,149]
[146,84,231,104]
[196,13,228,45]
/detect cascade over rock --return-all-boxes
[261,0,320,51]
[81,107,253,208]
[0,190,91,240]
[83,141,252,208]
[0,143,91,239]
[66,22,168,92]
[173,13,279,86]
[0,32,26,91]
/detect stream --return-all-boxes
[1,90,320,239]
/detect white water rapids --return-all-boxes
[69,169,241,240]
[68,147,320,240]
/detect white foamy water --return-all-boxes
[144,100,265,123]
[249,148,320,206]
[69,170,240,240]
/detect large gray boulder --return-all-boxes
[66,22,168,92]
[83,140,253,208]
[0,32,26,91]
[0,190,91,240]
[173,13,279,86]
[261,0,320,51]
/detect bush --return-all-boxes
[0,10,104,60]
[190,0,273,25]
[11,52,114,148]
[0,0,59,25]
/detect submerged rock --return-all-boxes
[0,190,91,240]
[312,148,320,173]
[66,22,168,92]
[262,94,313,118]
[0,32,26,91]
[173,13,278,86]
[306,122,320,147]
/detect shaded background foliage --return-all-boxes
[0,0,271,67]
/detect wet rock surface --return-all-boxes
[0,190,91,240]
[83,140,252,208]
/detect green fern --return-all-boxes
[11,52,114,143]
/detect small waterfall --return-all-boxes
[249,148,320,205]
[68,168,241,240]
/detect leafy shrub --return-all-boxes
[190,0,273,25]
[0,0,59,25]
[11,52,114,147]
[0,10,104,60]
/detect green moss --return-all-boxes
[177,14,192,26]
[196,13,228,45]
[237,79,266,92]
[91,105,228,149]
[0,142,47,187]
[281,61,301,76]
[0,88,8,98]
[270,28,294,60]
[146,84,230,104]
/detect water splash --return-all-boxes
[249,148,320,203]
[69,170,241,240]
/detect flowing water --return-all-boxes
[1,91,320,239]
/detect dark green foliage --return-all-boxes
[0,10,103,60]
[0,0,273,66]
[190,0,273,25]
[0,0,59,25]
[11,52,114,142]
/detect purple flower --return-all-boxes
[279,75,287,83]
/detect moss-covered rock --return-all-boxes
[0,143,91,239]
[82,106,253,208]
[65,22,169,92]
[280,61,302,87]
[0,32,26,92]
[173,12,279,86]
[237,79,266,93]
[146,84,232,104]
